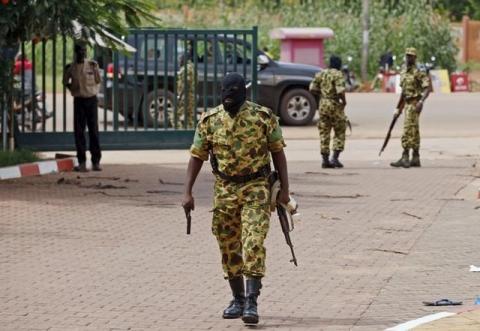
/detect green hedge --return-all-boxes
[0,149,39,167]
[156,0,458,80]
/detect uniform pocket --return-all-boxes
[86,71,96,86]
[212,133,232,154]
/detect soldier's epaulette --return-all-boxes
[199,106,222,122]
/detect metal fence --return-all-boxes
[2,27,258,151]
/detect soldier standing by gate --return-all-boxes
[176,54,195,128]
[182,73,290,325]
[390,47,430,168]
[309,55,348,168]
[63,43,102,172]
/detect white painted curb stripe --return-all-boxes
[385,312,456,331]
[0,166,22,180]
[37,161,58,175]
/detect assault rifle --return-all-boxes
[276,202,298,266]
[270,171,298,266]
[379,100,405,156]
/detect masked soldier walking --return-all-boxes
[391,47,430,168]
[309,55,347,168]
[182,72,290,324]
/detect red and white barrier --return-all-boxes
[0,158,77,180]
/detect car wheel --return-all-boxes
[141,90,175,127]
[279,88,316,126]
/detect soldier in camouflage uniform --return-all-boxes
[176,54,196,128]
[391,47,430,168]
[309,55,347,168]
[182,73,290,325]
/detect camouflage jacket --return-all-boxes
[190,101,285,176]
[177,61,195,99]
[309,68,346,99]
[400,66,430,99]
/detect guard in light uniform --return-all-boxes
[391,47,430,168]
[63,43,102,172]
[182,73,290,325]
[309,55,347,168]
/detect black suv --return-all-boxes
[98,33,321,126]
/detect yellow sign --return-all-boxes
[430,69,451,93]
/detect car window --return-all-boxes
[194,39,223,64]
[139,38,166,61]
[219,40,252,65]
[138,37,188,63]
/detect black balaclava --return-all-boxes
[329,55,342,70]
[221,72,246,117]
[406,54,416,68]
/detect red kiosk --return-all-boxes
[269,27,334,67]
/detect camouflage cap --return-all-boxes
[405,47,417,56]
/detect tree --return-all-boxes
[0,0,158,149]
[433,0,480,21]
[361,0,369,82]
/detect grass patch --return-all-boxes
[0,149,40,167]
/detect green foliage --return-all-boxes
[0,0,158,50]
[434,0,480,21]
[458,60,480,73]
[367,0,458,75]
[0,149,39,167]
[156,0,458,79]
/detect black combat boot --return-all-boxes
[222,277,245,319]
[410,149,421,167]
[330,150,344,168]
[242,278,262,324]
[390,149,410,168]
[322,153,334,169]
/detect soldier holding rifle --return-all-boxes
[182,72,290,325]
[389,47,430,168]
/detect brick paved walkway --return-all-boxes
[1,158,480,331]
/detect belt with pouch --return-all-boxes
[209,150,271,184]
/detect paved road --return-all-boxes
[286,92,480,139]
[33,92,480,139]
[2,156,480,330]
[4,92,480,330]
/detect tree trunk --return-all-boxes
[0,44,20,151]
[361,0,369,82]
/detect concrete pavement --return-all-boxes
[2,154,480,330]
[3,92,480,330]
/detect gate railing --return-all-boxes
[3,27,258,151]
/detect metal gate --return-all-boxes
[7,27,258,151]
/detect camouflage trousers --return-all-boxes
[401,101,420,150]
[212,177,270,280]
[318,99,346,154]
[175,93,196,129]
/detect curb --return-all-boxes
[386,307,480,331]
[0,158,78,180]
[385,312,456,331]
